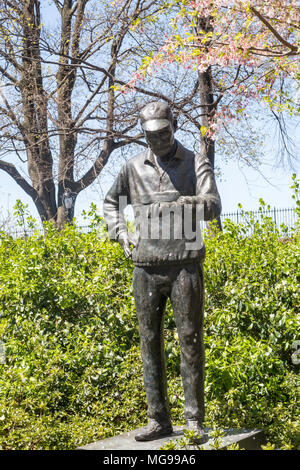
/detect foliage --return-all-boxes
[130,0,299,117]
[0,188,299,449]
[155,1,299,72]
[125,0,299,165]
[160,428,238,450]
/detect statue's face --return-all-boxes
[144,122,175,158]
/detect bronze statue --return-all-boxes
[104,101,221,442]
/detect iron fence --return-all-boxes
[219,206,297,237]
[1,207,298,239]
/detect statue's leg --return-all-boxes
[132,266,170,424]
[170,262,205,423]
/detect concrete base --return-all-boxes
[78,426,265,451]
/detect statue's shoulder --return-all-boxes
[176,141,212,168]
[125,149,148,169]
[193,151,212,165]
[116,150,147,179]
[176,141,194,161]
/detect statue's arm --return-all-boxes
[177,155,222,221]
[103,163,131,241]
[195,154,222,221]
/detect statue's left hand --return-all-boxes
[177,196,195,205]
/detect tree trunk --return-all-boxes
[197,18,222,231]
[2,0,197,230]
[21,0,57,224]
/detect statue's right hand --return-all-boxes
[118,232,136,259]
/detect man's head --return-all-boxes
[140,101,177,158]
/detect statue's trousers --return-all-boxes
[132,261,205,423]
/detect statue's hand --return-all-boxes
[177,196,195,205]
[118,231,136,259]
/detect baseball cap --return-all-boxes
[140,101,174,132]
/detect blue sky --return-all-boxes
[0,86,299,224]
[0,138,298,226]
[0,1,299,225]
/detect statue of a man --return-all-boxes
[104,101,221,442]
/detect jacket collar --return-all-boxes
[144,140,184,166]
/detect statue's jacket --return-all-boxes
[103,141,222,266]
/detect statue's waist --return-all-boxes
[132,190,191,205]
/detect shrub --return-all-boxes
[0,189,299,449]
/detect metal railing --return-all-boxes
[218,207,297,237]
[1,207,298,239]
[221,207,296,228]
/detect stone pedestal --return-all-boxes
[78,427,265,451]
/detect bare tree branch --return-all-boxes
[250,6,298,52]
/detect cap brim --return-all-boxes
[141,119,170,132]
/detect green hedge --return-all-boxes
[0,197,299,449]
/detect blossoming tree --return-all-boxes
[127,0,299,170]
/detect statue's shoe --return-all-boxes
[135,419,173,442]
[185,419,206,444]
